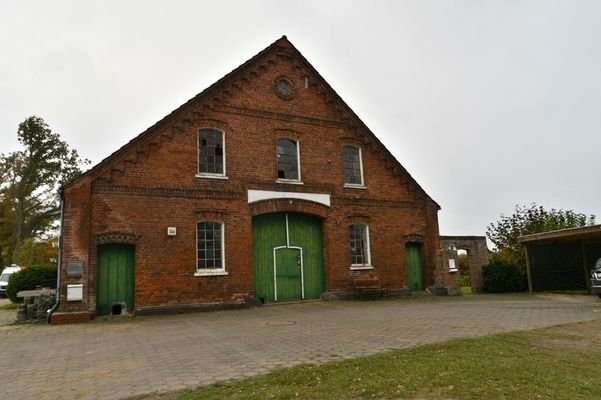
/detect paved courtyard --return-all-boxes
[1,294,601,400]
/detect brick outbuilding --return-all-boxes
[51,36,444,323]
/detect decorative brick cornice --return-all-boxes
[96,232,140,245]
[92,185,243,200]
[334,197,422,209]
[213,105,345,128]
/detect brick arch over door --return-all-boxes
[249,198,329,219]
[96,232,140,245]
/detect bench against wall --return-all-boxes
[352,273,388,299]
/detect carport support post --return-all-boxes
[524,245,533,294]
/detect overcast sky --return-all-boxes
[1,0,600,240]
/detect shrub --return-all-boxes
[482,260,527,293]
[6,265,57,303]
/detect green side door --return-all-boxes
[253,213,325,303]
[406,243,424,291]
[97,244,135,316]
[275,248,302,301]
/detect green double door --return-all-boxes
[97,244,135,316]
[406,243,424,291]
[253,213,325,303]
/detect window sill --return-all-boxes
[276,179,304,185]
[196,174,228,180]
[350,265,374,271]
[194,271,229,277]
[344,184,366,190]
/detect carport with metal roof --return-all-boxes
[518,225,601,293]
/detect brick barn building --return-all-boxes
[51,36,443,323]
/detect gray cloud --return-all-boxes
[2,0,600,238]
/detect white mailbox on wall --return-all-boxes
[448,259,458,273]
[67,284,83,301]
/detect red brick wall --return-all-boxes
[56,38,441,316]
[50,311,92,324]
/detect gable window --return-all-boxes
[198,128,226,178]
[276,138,301,182]
[196,221,227,276]
[343,146,364,187]
[349,224,372,269]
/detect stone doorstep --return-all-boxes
[50,311,93,324]
[135,299,249,316]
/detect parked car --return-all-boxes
[591,258,601,298]
[0,265,22,297]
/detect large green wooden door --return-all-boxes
[253,213,325,302]
[287,213,325,300]
[275,248,302,301]
[406,243,424,291]
[97,244,135,316]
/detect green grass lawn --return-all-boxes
[460,286,473,295]
[164,320,601,400]
[0,302,17,310]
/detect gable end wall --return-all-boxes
[55,38,441,319]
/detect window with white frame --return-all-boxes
[196,221,226,275]
[343,146,364,186]
[276,138,300,181]
[198,128,225,177]
[349,224,371,268]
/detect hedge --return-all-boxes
[6,265,58,303]
[482,260,527,293]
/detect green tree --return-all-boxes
[0,116,89,264]
[457,252,469,276]
[486,203,596,267]
[12,237,58,268]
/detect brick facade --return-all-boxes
[53,36,443,322]
[440,236,490,293]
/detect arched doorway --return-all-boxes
[96,243,135,316]
[252,213,325,303]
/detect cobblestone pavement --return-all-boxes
[1,294,601,400]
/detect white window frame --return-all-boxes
[196,128,228,180]
[275,138,303,184]
[343,145,365,189]
[349,224,373,270]
[195,221,228,276]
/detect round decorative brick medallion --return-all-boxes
[275,78,294,100]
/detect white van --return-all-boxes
[0,265,22,297]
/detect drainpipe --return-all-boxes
[47,189,64,324]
